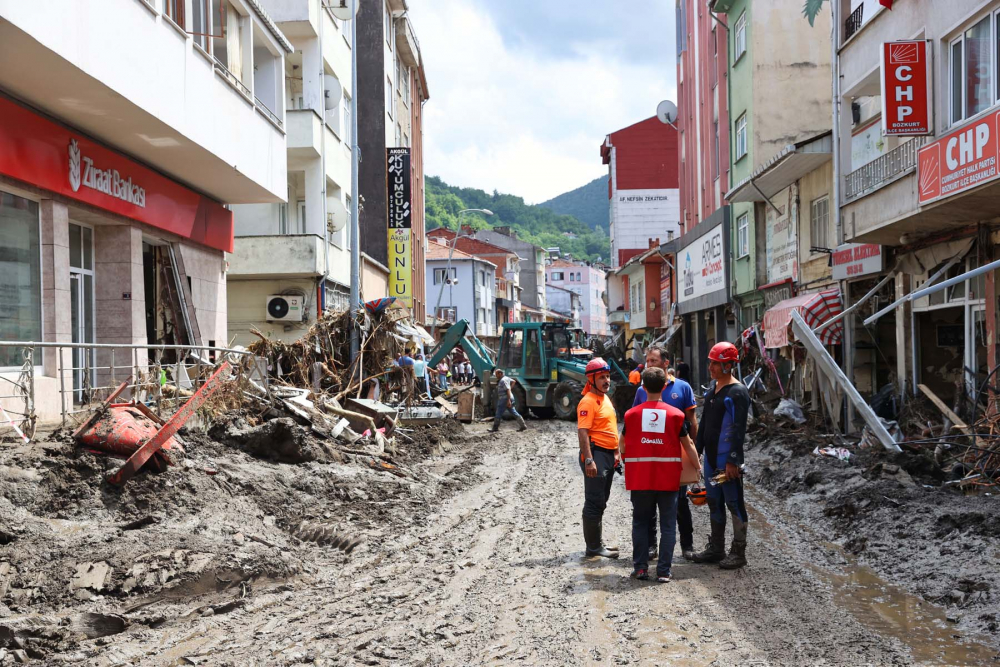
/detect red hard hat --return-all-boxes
[708,342,739,363]
[585,357,611,375]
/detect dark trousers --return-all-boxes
[647,485,694,551]
[631,490,679,576]
[704,455,749,524]
[580,446,616,521]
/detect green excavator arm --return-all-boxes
[427,319,496,383]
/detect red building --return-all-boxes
[600,117,680,269]
[676,0,730,232]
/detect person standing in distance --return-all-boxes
[491,368,527,433]
[622,367,701,582]
[631,346,699,561]
[577,357,620,559]
[691,342,751,569]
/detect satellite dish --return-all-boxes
[327,0,360,20]
[324,75,342,110]
[656,100,678,125]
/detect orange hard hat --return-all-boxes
[687,487,708,506]
[708,342,739,363]
[585,357,611,375]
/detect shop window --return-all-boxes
[0,192,41,367]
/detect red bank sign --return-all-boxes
[917,110,1000,206]
[0,96,233,252]
[880,40,933,136]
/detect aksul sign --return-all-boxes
[0,97,232,252]
[918,110,1000,205]
[387,148,413,307]
[880,40,932,136]
[832,243,883,280]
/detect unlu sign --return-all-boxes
[880,40,932,136]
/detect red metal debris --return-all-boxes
[107,362,230,487]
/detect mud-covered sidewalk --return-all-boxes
[2,419,1000,665]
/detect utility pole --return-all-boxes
[348,0,361,364]
[429,209,492,340]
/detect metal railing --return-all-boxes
[844,136,929,202]
[214,57,252,100]
[255,97,284,130]
[844,3,864,40]
[0,342,266,442]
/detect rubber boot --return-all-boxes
[490,417,500,433]
[598,521,619,554]
[719,514,748,570]
[516,414,527,432]
[583,517,618,559]
[690,520,727,564]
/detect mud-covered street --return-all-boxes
[4,419,999,666]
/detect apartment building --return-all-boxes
[710,0,832,327]
[227,0,354,345]
[544,259,608,335]
[834,0,1000,407]
[425,239,496,338]
[357,0,430,322]
[0,0,289,422]
[473,226,547,312]
[545,285,582,329]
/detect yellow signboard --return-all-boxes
[388,226,412,306]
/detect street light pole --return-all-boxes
[429,208,493,340]
[348,0,361,365]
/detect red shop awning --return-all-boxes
[762,288,843,348]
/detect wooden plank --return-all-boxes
[791,311,900,452]
[917,383,971,433]
[433,395,458,415]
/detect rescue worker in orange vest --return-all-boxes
[622,367,701,582]
[578,357,620,559]
[691,341,751,570]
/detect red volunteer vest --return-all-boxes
[623,400,686,491]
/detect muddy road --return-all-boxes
[4,419,999,665]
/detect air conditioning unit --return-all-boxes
[266,295,304,322]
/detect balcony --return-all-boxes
[844,137,928,203]
[608,310,630,325]
[844,4,863,40]
[228,235,325,278]
[287,110,323,161]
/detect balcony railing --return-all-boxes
[845,3,864,40]
[255,97,284,131]
[844,136,929,202]
[214,57,252,100]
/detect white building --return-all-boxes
[228,0,355,345]
[426,241,496,339]
[545,284,582,329]
[545,258,608,335]
[0,0,289,423]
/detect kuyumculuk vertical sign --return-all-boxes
[387,148,412,307]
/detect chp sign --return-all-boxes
[918,109,1000,205]
[880,40,932,136]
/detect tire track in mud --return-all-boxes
[93,420,914,666]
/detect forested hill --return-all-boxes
[425,176,610,263]
[538,176,609,233]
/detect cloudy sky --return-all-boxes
[406,0,676,204]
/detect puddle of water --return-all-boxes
[751,508,1000,666]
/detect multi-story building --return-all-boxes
[227,0,354,345]
[545,284,582,329]
[710,0,832,327]
[833,0,1000,407]
[600,117,681,270]
[0,0,289,422]
[358,0,429,322]
[425,239,496,339]
[474,226,547,312]
[544,258,608,335]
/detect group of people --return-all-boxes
[576,342,750,582]
[394,351,477,395]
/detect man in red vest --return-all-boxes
[621,367,701,582]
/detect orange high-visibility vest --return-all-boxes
[623,400,686,491]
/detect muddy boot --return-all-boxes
[690,520,727,564]
[598,521,619,554]
[516,414,527,432]
[583,517,618,559]
[490,418,501,433]
[719,516,747,570]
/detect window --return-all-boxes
[713,117,720,178]
[435,307,457,323]
[501,328,524,367]
[343,92,352,145]
[735,113,748,161]
[385,3,393,45]
[479,270,487,286]
[0,192,41,367]
[403,132,409,148]
[736,213,749,258]
[810,197,830,251]
[551,271,564,281]
[386,77,393,118]
[395,123,402,148]
[164,0,184,27]
[433,267,456,284]
[734,11,747,61]
[278,203,288,235]
[950,15,993,124]
[191,0,208,50]
[344,195,352,248]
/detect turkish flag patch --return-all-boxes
[579,410,588,417]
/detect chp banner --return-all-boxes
[918,110,1000,205]
[880,40,932,136]
[387,148,412,308]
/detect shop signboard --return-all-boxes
[918,109,1000,205]
[0,97,233,252]
[832,243,884,280]
[387,147,412,307]
[678,223,725,304]
[880,40,933,136]
[765,188,797,284]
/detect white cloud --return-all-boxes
[408,0,675,203]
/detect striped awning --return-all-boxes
[762,288,843,348]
